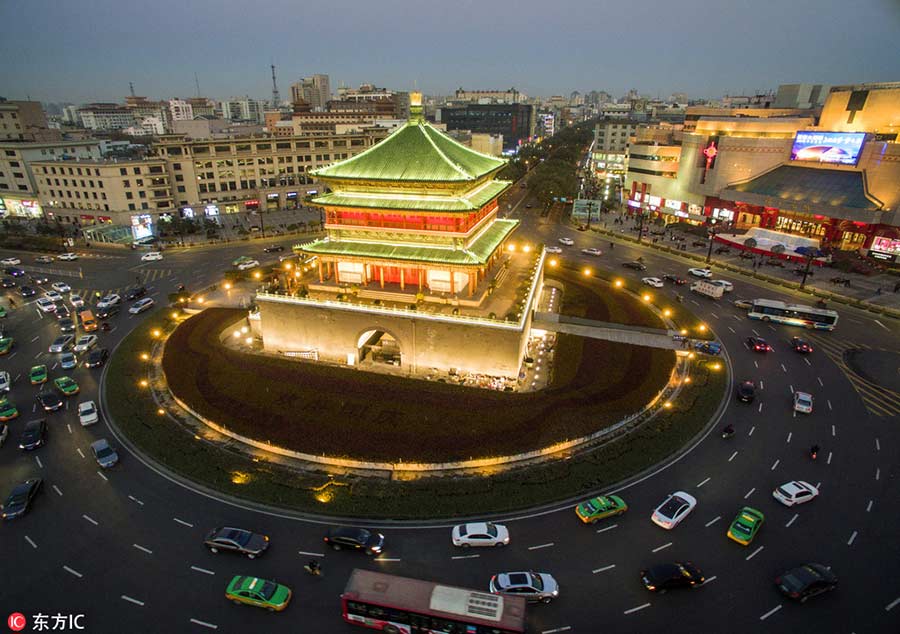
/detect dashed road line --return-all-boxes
[701,576,717,586]
[541,627,571,634]
[728,451,738,462]
[705,516,721,527]
[451,554,480,560]
[710,312,719,319]
[133,544,153,555]
[746,545,764,560]
[592,564,616,574]
[875,438,880,451]
[847,531,858,546]
[83,514,98,526]
[875,467,880,481]
[63,565,83,578]
[771,459,779,471]
[759,605,782,621]
[30,335,39,343]
[749,425,755,436]
[67,423,72,434]
[785,514,798,528]
[596,524,618,534]
[696,477,710,488]
[76,447,85,458]
[744,487,755,499]
[758,402,763,413]
[128,495,144,506]
[752,329,761,336]
[35,455,43,468]
[789,385,794,394]
[96,471,108,481]
[781,364,787,373]
[298,550,325,557]
[886,596,900,612]
[52,485,62,496]
[831,425,836,437]
[624,603,651,615]
[374,557,401,562]
[866,499,873,512]
[874,319,888,331]
[121,595,145,607]
[804,357,811,366]
[174,517,194,528]
[817,377,824,387]
[25,536,37,549]
[786,432,792,444]
[528,542,555,551]
[189,619,218,630]
[191,566,215,575]
[728,326,735,333]
[651,542,672,553]
[827,399,832,411]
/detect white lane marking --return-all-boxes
[133,544,153,555]
[749,425,755,436]
[875,438,880,451]
[128,495,144,506]
[789,385,794,394]
[451,554,480,560]
[754,360,758,369]
[298,550,325,557]
[542,627,572,634]
[744,487,756,499]
[728,326,735,333]
[728,451,738,462]
[35,455,43,468]
[596,524,618,534]
[732,314,741,322]
[67,423,72,434]
[746,545,764,560]
[827,451,833,464]
[76,447,84,458]
[528,542,555,551]
[31,403,36,413]
[652,542,672,553]
[624,603,651,615]
[691,299,700,307]
[866,499,873,512]
[831,425,836,437]
[768,325,776,332]
[771,459,779,471]
[786,513,799,528]
[804,357,811,366]
[121,595,145,606]
[759,605,782,621]
[191,566,216,575]
[14,373,21,382]
[827,400,833,411]
[25,535,37,549]
[374,557,401,562]
[874,319,888,331]
[817,377,824,387]
[781,364,787,373]
[752,329,760,336]
[847,531,858,546]
[696,477,710,488]
[173,517,194,528]
[52,362,58,370]
[710,312,719,319]
[875,468,880,481]
[886,596,900,611]
[758,402,763,413]
[30,335,39,343]
[705,516,721,527]
[63,565,83,578]
[82,514,99,526]
[189,620,218,630]
[65,400,69,411]
[816,481,821,489]
[96,471,108,482]
[592,564,616,574]
[701,575,717,586]
[52,484,62,496]
[786,432,792,444]
[759,380,764,390]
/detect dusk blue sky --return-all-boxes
[1,0,898,104]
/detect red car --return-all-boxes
[791,337,813,353]
[746,336,772,353]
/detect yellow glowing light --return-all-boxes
[712,362,721,371]
[197,297,205,304]
[150,329,161,338]
[245,337,253,344]
[223,282,232,290]
[507,244,517,252]
[614,279,623,288]
[698,324,707,332]
[314,491,333,504]
[230,471,251,485]
[663,401,673,409]
[140,352,150,361]
[157,408,165,415]
[523,244,532,253]
[294,271,301,278]
[241,326,248,334]
[688,352,696,359]
[663,309,672,317]
[548,258,558,267]
[680,328,688,335]
[139,379,149,387]
[253,271,262,279]
[582,267,592,277]
[284,262,293,270]
[233,330,241,338]
[170,312,179,320]
[642,293,652,302]
[684,377,692,384]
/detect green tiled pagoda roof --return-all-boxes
[729,165,881,210]
[299,219,518,266]
[312,180,511,212]
[311,121,507,182]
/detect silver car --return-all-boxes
[90,439,118,468]
[49,335,75,353]
[60,352,77,370]
[489,571,559,603]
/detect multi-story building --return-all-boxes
[125,96,172,131]
[0,100,53,141]
[78,103,136,131]
[594,119,640,152]
[773,84,830,109]
[187,97,216,118]
[62,105,82,125]
[220,97,265,124]
[438,104,534,150]
[289,74,331,111]
[454,87,524,104]
[168,99,194,122]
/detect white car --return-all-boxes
[710,280,734,292]
[545,246,563,254]
[773,481,819,507]
[57,253,79,261]
[70,295,85,309]
[236,259,260,271]
[60,352,78,370]
[44,291,64,303]
[74,334,98,353]
[78,400,99,426]
[97,294,121,309]
[49,334,74,353]
[581,247,603,256]
[36,298,57,313]
[141,251,163,262]
[688,268,713,278]
[129,297,155,314]
[651,491,697,530]
[0,257,21,266]
[451,522,510,548]
[0,370,10,393]
[51,282,71,293]
[558,237,575,246]
[793,391,814,414]
[641,277,664,288]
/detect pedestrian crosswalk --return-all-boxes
[808,334,900,417]
[137,268,173,284]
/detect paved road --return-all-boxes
[1,210,899,633]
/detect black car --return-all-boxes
[4,267,25,277]
[641,562,705,592]
[55,305,72,320]
[736,381,755,402]
[36,392,63,412]
[623,261,647,271]
[791,337,813,353]
[85,348,109,368]
[204,526,270,558]
[662,274,686,285]
[96,305,120,320]
[125,286,147,301]
[58,318,75,333]
[324,526,385,555]
[2,478,42,520]
[1,277,15,288]
[19,419,47,450]
[746,336,772,353]
[263,245,285,253]
[775,563,837,603]
[30,275,49,285]
[19,286,36,297]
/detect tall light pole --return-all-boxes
[706,228,717,264]
[796,246,823,290]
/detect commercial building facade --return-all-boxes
[438,104,535,150]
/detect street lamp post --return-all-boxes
[585,201,595,231]
[637,208,646,244]
[706,229,717,264]
[796,246,822,290]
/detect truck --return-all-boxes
[690,280,724,299]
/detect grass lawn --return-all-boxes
[162,268,675,463]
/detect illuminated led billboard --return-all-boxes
[790,131,866,166]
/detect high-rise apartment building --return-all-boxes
[168,99,194,122]
[438,104,535,150]
[78,103,136,130]
[290,74,331,111]
[220,97,265,123]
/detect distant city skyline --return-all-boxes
[1,0,898,104]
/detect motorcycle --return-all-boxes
[809,445,819,460]
[722,427,735,439]
[304,563,322,577]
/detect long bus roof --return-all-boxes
[750,298,838,316]
[342,569,526,631]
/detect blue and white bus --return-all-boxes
[748,299,838,331]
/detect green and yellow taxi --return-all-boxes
[53,376,80,396]
[0,337,13,355]
[29,365,48,385]
[0,397,18,422]
[575,495,628,524]
[0,306,7,318]
[225,575,292,612]
[727,506,765,546]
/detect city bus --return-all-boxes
[747,299,838,331]
[341,569,527,634]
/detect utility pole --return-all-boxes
[706,228,717,264]
[194,73,202,98]
[270,64,280,108]
[585,201,595,231]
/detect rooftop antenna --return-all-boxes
[194,73,201,98]
[270,63,280,107]
[129,82,135,97]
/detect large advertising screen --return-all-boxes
[791,131,866,166]
[131,214,154,241]
[871,236,900,256]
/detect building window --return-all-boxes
[133,167,141,174]
[141,202,148,209]
[128,203,135,210]
[172,163,181,170]
[138,191,146,198]
[136,179,143,186]
[120,168,127,175]
[177,185,185,193]
[175,174,184,182]
[126,192,133,199]
[123,180,130,187]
